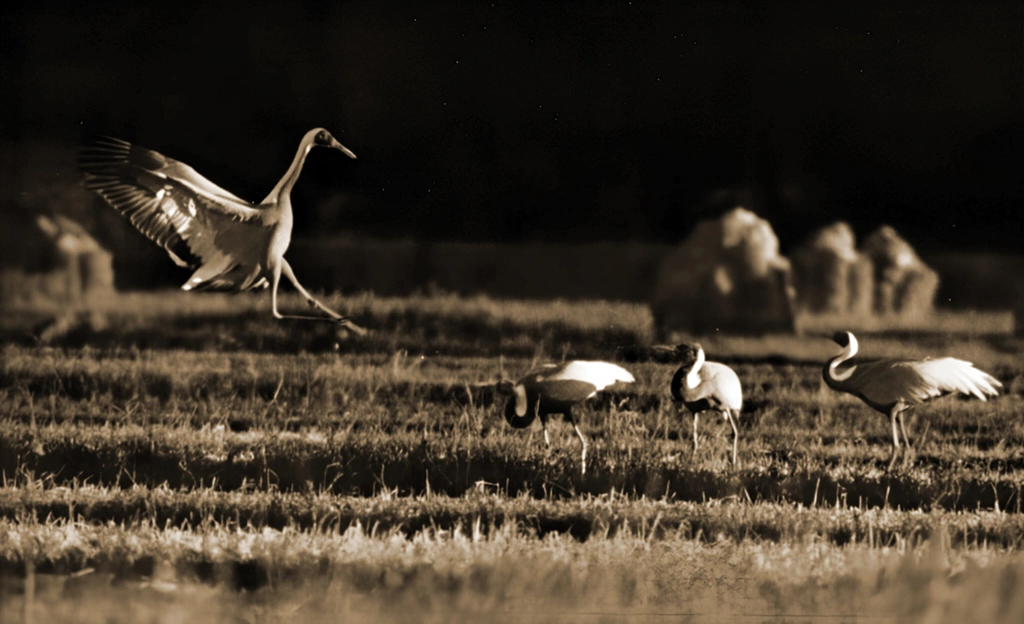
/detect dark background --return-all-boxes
[2,0,1022,253]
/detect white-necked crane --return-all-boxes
[496,360,635,475]
[79,128,365,333]
[823,330,1002,470]
[670,343,744,465]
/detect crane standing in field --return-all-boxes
[79,128,365,334]
[823,330,1002,470]
[496,360,635,475]
[670,343,744,465]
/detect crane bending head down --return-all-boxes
[495,360,635,475]
[670,343,744,465]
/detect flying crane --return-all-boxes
[80,128,365,333]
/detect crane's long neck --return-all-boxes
[265,139,314,204]
[686,348,705,389]
[824,334,858,386]
[503,386,538,428]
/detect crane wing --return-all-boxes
[80,136,266,273]
[846,358,1001,405]
[549,361,635,392]
[699,362,743,410]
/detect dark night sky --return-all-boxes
[2,0,1022,252]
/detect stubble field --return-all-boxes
[1,291,1023,623]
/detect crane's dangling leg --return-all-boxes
[726,410,739,466]
[270,260,286,319]
[566,408,587,475]
[273,259,367,334]
[270,261,347,324]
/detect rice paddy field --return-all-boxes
[2,290,1023,623]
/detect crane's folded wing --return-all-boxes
[848,358,1000,405]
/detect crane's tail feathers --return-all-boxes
[942,359,1003,400]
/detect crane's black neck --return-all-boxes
[504,395,537,428]
[823,333,858,389]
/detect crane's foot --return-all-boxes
[901,447,917,469]
[335,317,368,336]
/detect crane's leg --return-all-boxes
[691,412,700,458]
[887,408,901,472]
[276,259,367,334]
[565,405,589,475]
[270,260,328,322]
[897,407,915,467]
[897,408,912,448]
[270,261,285,319]
[535,401,550,448]
[271,264,351,327]
[726,410,739,466]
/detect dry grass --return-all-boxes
[3,512,1024,623]
[1,292,1023,622]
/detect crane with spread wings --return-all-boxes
[79,128,365,333]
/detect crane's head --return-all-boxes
[309,128,357,159]
[831,331,853,347]
[830,331,859,357]
[673,342,703,364]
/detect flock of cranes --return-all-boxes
[79,129,1006,474]
[500,333,1002,473]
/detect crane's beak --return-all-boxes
[331,138,357,160]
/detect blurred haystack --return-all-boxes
[652,206,796,337]
[862,225,938,317]
[790,222,873,315]
[0,214,115,308]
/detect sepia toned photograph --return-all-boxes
[2,1,1022,622]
